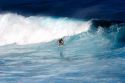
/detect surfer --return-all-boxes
[58,38,64,46]
[57,38,64,58]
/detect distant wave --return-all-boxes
[0,13,91,46]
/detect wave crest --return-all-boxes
[0,13,91,45]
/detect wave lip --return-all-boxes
[0,13,91,46]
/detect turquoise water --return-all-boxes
[0,27,125,83]
[0,13,125,83]
[0,0,125,82]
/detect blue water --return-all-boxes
[0,0,125,83]
[0,24,125,83]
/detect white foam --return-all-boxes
[0,13,91,45]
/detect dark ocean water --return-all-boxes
[0,0,125,21]
[0,0,125,83]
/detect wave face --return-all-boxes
[0,13,91,45]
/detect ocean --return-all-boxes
[0,0,125,83]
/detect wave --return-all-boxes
[0,13,91,46]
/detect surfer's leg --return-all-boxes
[60,51,64,58]
[59,46,64,58]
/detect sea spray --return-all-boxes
[0,13,91,46]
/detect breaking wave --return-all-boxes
[0,13,91,46]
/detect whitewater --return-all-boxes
[0,13,125,83]
[0,13,90,45]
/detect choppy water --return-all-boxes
[0,14,125,82]
[0,0,125,83]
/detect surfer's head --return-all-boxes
[58,38,64,46]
